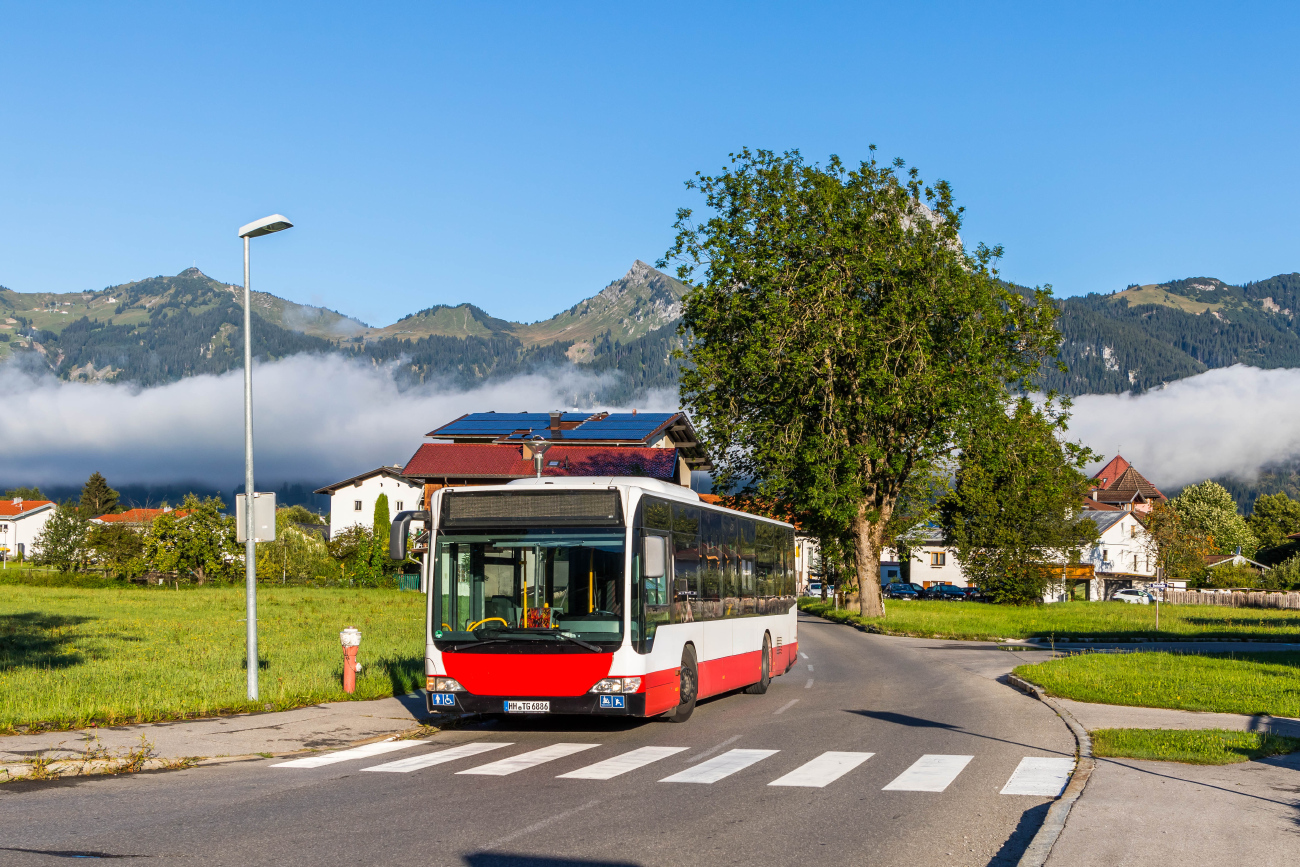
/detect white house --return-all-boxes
[0,498,56,561]
[884,526,967,587]
[1073,510,1157,601]
[314,467,424,540]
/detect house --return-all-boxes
[0,498,55,561]
[884,526,967,587]
[1072,510,1157,601]
[1204,549,1270,574]
[313,466,425,541]
[1087,455,1167,514]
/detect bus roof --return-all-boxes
[435,477,794,528]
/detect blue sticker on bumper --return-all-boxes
[429,693,457,707]
[599,695,626,709]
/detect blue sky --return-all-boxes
[3,2,1298,326]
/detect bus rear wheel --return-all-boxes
[666,647,698,723]
[745,634,771,695]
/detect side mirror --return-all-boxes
[643,535,666,579]
[389,510,430,560]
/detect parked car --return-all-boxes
[962,586,989,602]
[805,582,829,598]
[1111,588,1154,605]
[883,582,920,600]
[924,583,967,601]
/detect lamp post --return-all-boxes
[236,213,293,701]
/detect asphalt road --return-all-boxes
[2,614,1075,867]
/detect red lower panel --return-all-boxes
[644,682,680,716]
[443,652,614,697]
[698,650,762,699]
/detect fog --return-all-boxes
[0,355,677,488]
[1070,364,1300,489]
[3,357,1296,495]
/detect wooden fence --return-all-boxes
[1163,590,1300,609]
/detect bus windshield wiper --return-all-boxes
[442,638,512,652]
[555,632,602,652]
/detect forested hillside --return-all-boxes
[1038,275,1300,395]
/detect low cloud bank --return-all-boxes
[1069,364,1300,490]
[0,355,677,488]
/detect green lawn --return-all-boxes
[1091,728,1300,764]
[0,584,426,733]
[1014,651,1300,718]
[798,597,1300,641]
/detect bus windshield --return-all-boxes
[433,528,625,646]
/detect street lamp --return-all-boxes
[237,213,293,701]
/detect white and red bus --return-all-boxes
[391,477,799,721]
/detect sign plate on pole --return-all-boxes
[235,492,277,543]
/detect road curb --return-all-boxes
[1005,674,1094,867]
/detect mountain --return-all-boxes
[0,261,688,401]
[1039,275,1300,395]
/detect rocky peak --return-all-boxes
[177,267,210,280]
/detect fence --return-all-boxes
[1163,589,1300,610]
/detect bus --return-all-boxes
[390,476,799,722]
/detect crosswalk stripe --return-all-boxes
[456,743,600,776]
[557,746,689,780]
[768,751,874,787]
[659,749,779,784]
[881,754,973,792]
[1000,757,1074,796]
[362,742,513,773]
[271,739,428,768]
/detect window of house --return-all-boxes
[1103,549,1109,561]
[1133,555,1139,572]
[395,501,404,511]
[354,500,363,511]
[1130,525,1137,538]
[930,552,945,567]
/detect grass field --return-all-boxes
[797,597,1300,641]
[1091,728,1300,764]
[1013,650,1300,718]
[0,584,425,733]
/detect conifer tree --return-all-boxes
[79,472,120,518]
[372,493,392,578]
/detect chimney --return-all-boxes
[1090,490,1098,501]
[549,411,562,434]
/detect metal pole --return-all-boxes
[243,235,259,701]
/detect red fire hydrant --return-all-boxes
[340,627,362,694]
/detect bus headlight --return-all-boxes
[590,677,642,694]
[429,677,466,692]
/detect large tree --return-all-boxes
[78,472,119,518]
[1247,492,1300,552]
[144,495,238,584]
[1171,481,1258,557]
[661,148,1061,616]
[939,399,1098,604]
[32,503,89,571]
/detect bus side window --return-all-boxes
[644,499,671,531]
[672,504,701,622]
[700,510,723,619]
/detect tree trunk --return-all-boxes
[853,501,891,618]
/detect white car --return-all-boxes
[804,582,823,597]
[1111,588,1154,605]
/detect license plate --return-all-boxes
[429,693,457,707]
[504,700,550,713]
[599,695,625,709]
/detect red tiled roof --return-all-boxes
[1105,466,1167,501]
[0,499,54,518]
[403,443,680,482]
[1093,455,1131,489]
[1082,498,1121,511]
[94,508,191,523]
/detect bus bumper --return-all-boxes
[427,691,647,716]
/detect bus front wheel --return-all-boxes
[745,634,771,695]
[666,647,698,723]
